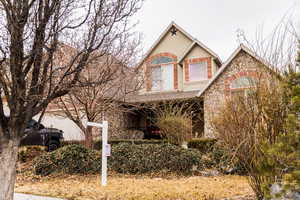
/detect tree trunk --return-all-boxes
[0,137,20,200]
[85,126,93,149]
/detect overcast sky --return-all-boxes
[133,0,300,61]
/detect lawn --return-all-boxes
[15,173,254,200]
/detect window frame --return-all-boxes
[230,76,257,99]
[188,61,208,82]
[148,56,176,92]
[151,65,162,91]
[150,56,174,65]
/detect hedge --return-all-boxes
[33,143,203,176]
[62,138,216,153]
[18,145,46,163]
[33,144,101,176]
[61,140,84,146]
[61,139,166,150]
[94,139,166,149]
[188,138,217,153]
[109,143,202,174]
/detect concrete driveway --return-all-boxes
[14,193,64,200]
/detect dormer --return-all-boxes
[178,41,222,91]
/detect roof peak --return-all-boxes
[197,44,274,97]
[137,21,221,67]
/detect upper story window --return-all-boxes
[151,56,174,65]
[185,57,211,82]
[151,66,162,91]
[148,53,177,91]
[230,76,257,98]
[189,61,208,81]
[151,64,174,91]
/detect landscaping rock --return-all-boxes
[199,169,220,177]
[270,183,300,200]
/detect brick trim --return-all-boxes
[174,63,178,89]
[146,52,177,64]
[224,70,259,96]
[145,52,178,91]
[184,57,212,82]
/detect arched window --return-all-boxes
[230,76,257,98]
[150,56,174,65]
[149,54,176,91]
[230,76,257,89]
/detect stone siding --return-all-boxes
[203,50,269,138]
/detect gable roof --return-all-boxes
[137,21,221,67]
[196,44,274,97]
[178,40,222,65]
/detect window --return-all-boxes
[189,61,207,81]
[151,56,174,65]
[230,76,257,98]
[151,64,174,91]
[230,76,256,89]
[162,64,174,90]
[151,67,162,91]
[149,55,175,91]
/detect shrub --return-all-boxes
[109,143,202,174]
[211,78,286,199]
[93,139,166,150]
[33,144,101,176]
[157,115,192,146]
[148,101,195,146]
[187,138,245,174]
[62,139,166,150]
[188,138,217,153]
[18,146,46,163]
[208,145,246,175]
[61,140,84,147]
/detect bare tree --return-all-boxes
[237,18,299,72]
[0,0,143,199]
[55,46,143,148]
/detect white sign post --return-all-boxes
[86,121,109,186]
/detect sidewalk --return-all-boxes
[14,193,64,200]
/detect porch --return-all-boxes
[124,91,204,139]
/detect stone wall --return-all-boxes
[93,106,144,140]
[202,50,270,138]
[90,107,129,140]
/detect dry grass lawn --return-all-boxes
[15,173,253,200]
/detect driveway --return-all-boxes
[14,193,64,200]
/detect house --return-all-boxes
[124,22,274,138]
[33,22,274,140]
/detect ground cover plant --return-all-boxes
[33,143,203,176]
